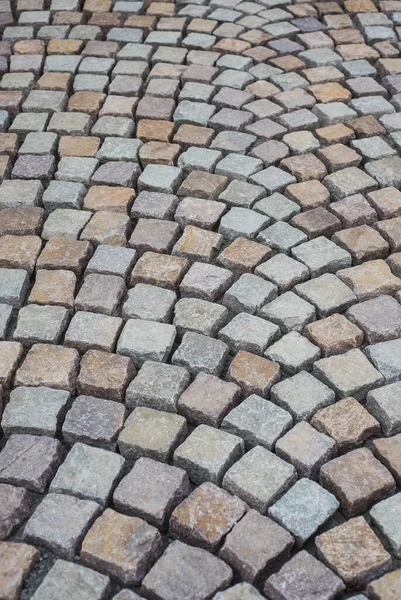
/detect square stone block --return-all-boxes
[312,396,380,452]
[62,395,125,451]
[15,343,79,391]
[64,311,123,354]
[271,370,336,421]
[2,386,69,437]
[77,349,134,402]
[223,446,296,513]
[275,421,336,479]
[23,492,101,559]
[268,478,339,546]
[315,517,391,588]
[219,509,294,584]
[320,448,395,517]
[313,348,384,400]
[169,482,247,551]
[177,371,240,427]
[31,560,110,600]
[81,508,162,586]
[174,424,244,486]
[117,319,176,368]
[142,540,232,600]
[172,332,229,377]
[113,457,190,529]
[50,442,124,505]
[265,550,345,600]
[118,406,187,461]
[125,361,190,413]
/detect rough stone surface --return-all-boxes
[0,0,401,595]
[315,517,392,588]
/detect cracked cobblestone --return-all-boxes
[0,0,401,597]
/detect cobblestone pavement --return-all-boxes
[1,0,401,598]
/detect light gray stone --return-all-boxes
[369,493,401,558]
[23,492,101,559]
[268,478,339,546]
[117,319,176,367]
[50,442,124,505]
[223,445,296,513]
[221,394,293,450]
[255,254,309,293]
[174,298,229,336]
[0,268,29,307]
[122,284,176,323]
[223,273,277,314]
[126,361,190,412]
[259,291,316,333]
[250,166,296,193]
[138,164,182,193]
[292,237,352,277]
[219,207,269,241]
[172,331,229,376]
[365,338,401,383]
[265,331,320,375]
[295,273,357,317]
[324,167,378,200]
[219,313,279,355]
[86,245,136,279]
[366,382,401,436]
[13,304,69,345]
[2,386,69,438]
[257,221,307,253]
[174,424,244,485]
[271,371,336,421]
[313,348,384,400]
[0,180,43,209]
[42,181,86,211]
[31,560,110,600]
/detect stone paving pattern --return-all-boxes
[0,0,401,597]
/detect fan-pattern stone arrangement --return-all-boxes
[0,0,401,597]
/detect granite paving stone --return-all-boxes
[221,394,293,450]
[268,478,339,546]
[315,517,392,589]
[118,406,186,462]
[0,542,39,600]
[222,445,296,513]
[114,457,190,529]
[219,509,294,583]
[81,508,163,586]
[0,0,401,594]
[312,397,380,452]
[125,361,189,413]
[62,395,125,450]
[275,421,336,479]
[169,481,247,551]
[30,560,111,600]
[264,550,345,600]
[50,442,124,505]
[23,492,101,559]
[141,540,233,600]
[2,386,69,437]
[0,484,31,540]
[174,424,244,486]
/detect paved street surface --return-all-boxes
[0,0,401,597]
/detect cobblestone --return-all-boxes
[0,0,401,595]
